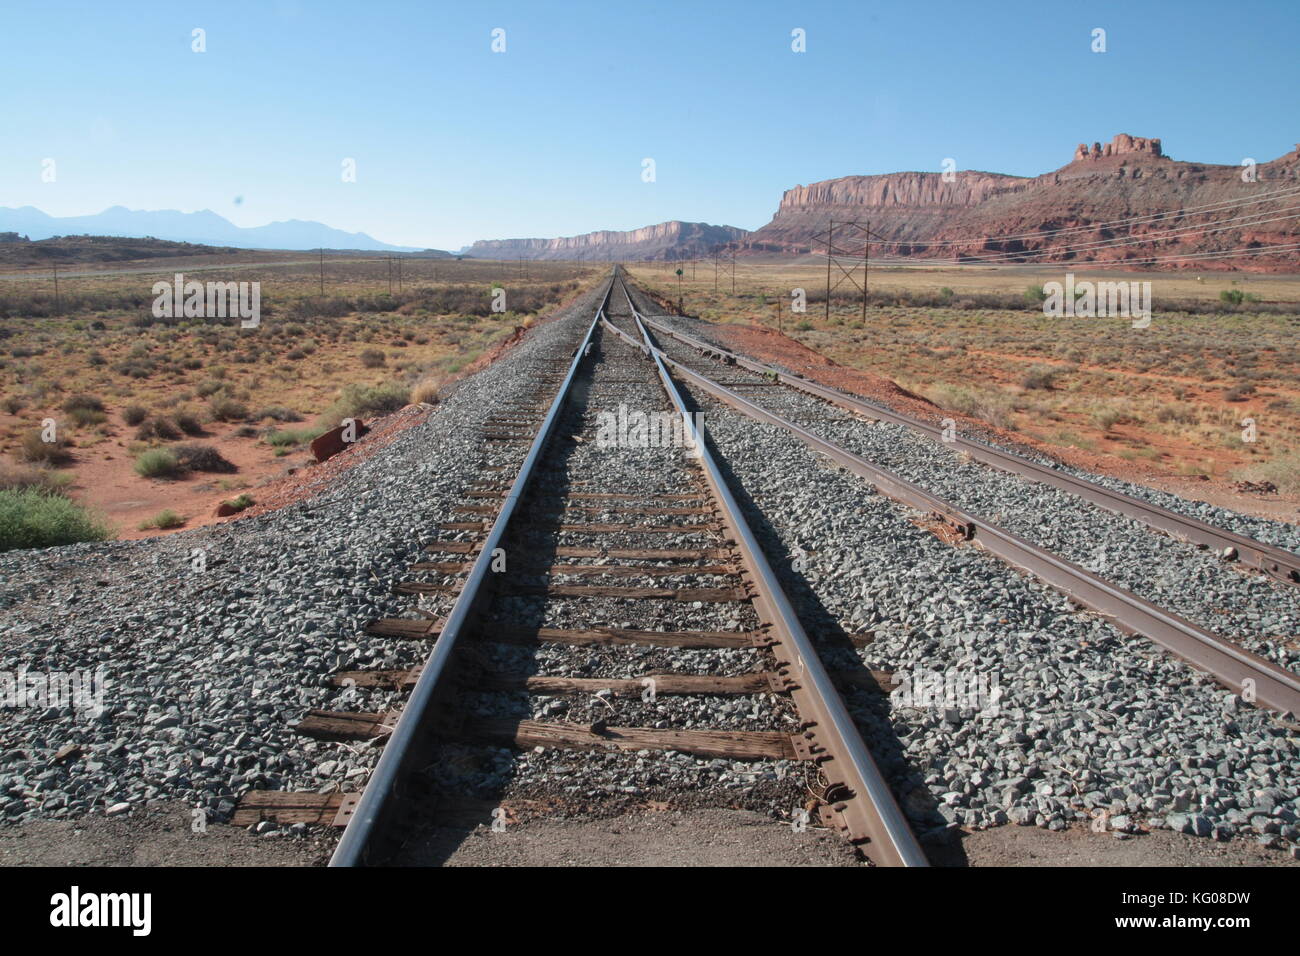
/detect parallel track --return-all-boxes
[629,296,1300,589]
[609,278,1300,718]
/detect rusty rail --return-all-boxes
[329,278,614,866]
[602,284,928,865]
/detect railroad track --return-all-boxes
[305,273,927,866]
[629,296,1300,589]
[608,279,1300,717]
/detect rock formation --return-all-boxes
[466,221,748,261]
[1073,134,1162,162]
[742,137,1300,272]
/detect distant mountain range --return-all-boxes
[11,137,1300,272]
[0,205,422,252]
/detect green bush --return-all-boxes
[319,382,409,428]
[138,509,184,530]
[0,488,113,552]
[223,493,254,513]
[134,448,181,478]
[1220,289,1244,305]
[266,427,324,447]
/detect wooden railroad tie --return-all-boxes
[295,709,399,742]
[504,583,748,602]
[465,718,798,761]
[231,791,359,828]
[409,561,734,578]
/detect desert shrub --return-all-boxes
[137,417,182,441]
[360,348,386,368]
[1224,383,1256,402]
[113,358,155,378]
[0,488,113,552]
[266,427,324,448]
[196,379,224,397]
[122,404,149,426]
[409,378,443,405]
[1,396,25,414]
[1092,407,1125,431]
[138,509,184,530]
[0,463,70,496]
[68,406,107,427]
[19,429,73,466]
[319,382,409,427]
[1019,366,1057,390]
[222,493,255,513]
[134,448,181,478]
[255,406,303,423]
[173,442,236,473]
[62,393,105,414]
[209,397,249,421]
[174,410,206,435]
[1220,289,1245,305]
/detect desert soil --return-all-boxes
[3,803,1295,867]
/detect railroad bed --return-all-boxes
[309,275,925,866]
[4,270,1298,865]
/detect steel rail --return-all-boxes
[629,303,1300,589]
[601,289,929,866]
[330,279,614,866]
[608,282,1300,718]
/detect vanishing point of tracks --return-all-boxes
[252,269,1297,867]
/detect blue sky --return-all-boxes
[2,0,1297,250]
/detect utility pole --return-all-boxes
[52,262,60,317]
[822,218,875,323]
[387,257,392,295]
[825,218,834,322]
[731,248,736,295]
[398,257,403,293]
[774,293,781,334]
[319,247,324,296]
